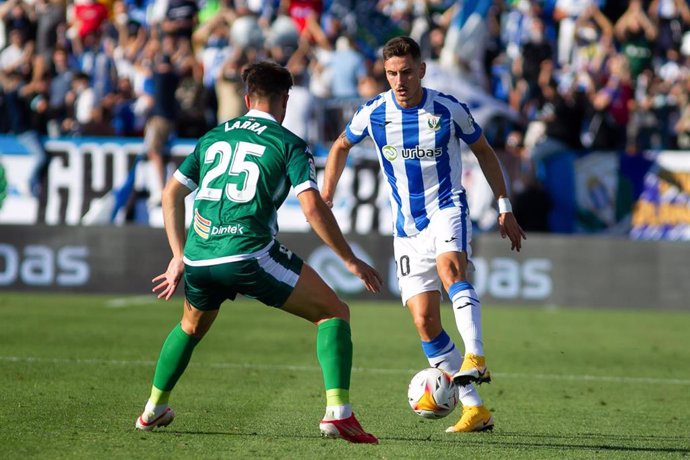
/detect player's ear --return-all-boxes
[244,94,251,110]
[419,61,426,80]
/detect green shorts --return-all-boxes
[184,241,304,311]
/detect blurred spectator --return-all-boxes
[553,0,595,67]
[526,61,590,234]
[122,0,157,27]
[63,71,96,134]
[175,56,206,138]
[33,0,67,82]
[674,98,690,149]
[70,0,109,41]
[81,33,119,101]
[0,70,50,196]
[283,0,323,35]
[328,35,367,99]
[1,0,36,43]
[571,3,613,75]
[0,29,33,77]
[528,62,588,163]
[586,54,633,151]
[647,0,690,58]
[144,54,179,208]
[46,46,74,136]
[107,76,137,136]
[507,131,551,233]
[162,0,199,42]
[283,69,314,141]
[614,0,657,81]
[215,47,253,123]
[192,8,234,125]
[520,17,553,85]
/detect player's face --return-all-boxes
[384,55,426,108]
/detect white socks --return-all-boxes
[449,282,484,356]
[323,404,353,421]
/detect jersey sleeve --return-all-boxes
[174,143,201,191]
[451,101,482,145]
[286,142,319,195]
[344,102,372,145]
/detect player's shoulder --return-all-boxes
[354,92,388,116]
[427,87,465,107]
[427,88,475,118]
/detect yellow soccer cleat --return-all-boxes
[453,353,491,386]
[445,405,494,433]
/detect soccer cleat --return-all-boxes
[135,407,175,431]
[445,405,494,433]
[453,353,491,386]
[319,413,379,444]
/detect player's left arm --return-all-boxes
[468,134,527,252]
[152,178,193,300]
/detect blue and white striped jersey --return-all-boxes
[345,87,482,237]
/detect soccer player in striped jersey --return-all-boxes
[135,61,381,444]
[322,36,526,433]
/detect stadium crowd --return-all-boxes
[1,0,689,227]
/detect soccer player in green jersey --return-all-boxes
[135,61,382,444]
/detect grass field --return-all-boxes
[1,292,689,459]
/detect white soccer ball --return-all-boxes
[407,368,458,419]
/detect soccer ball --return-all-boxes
[407,368,458,419]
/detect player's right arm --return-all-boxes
[298,188,382,293]
[321,131,354,207]
[152,178,193,300]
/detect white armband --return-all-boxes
[498,197,512,214]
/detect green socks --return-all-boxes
[316,318,352,406]
[152,323,200,393]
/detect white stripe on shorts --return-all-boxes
[257,251,300,287]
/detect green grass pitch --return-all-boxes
[1,292,689,459]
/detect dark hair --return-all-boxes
[382,36,421,62]
[241,61,293,101]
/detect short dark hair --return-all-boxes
[241,61,293,101]
[382,36,421,62]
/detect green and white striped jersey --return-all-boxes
[174,109,318,266]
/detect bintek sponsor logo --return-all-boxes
[194,209,245,240]
[382,144,443,161]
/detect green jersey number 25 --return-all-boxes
[197,140,266,203]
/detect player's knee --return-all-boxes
[180,318,211,339]
[412,313,441,337]
[437,264,465,287]
[322,299,350,322]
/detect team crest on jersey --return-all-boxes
[427,114,441,131]
[194,209,211,239]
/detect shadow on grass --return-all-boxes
[158,429,690,454]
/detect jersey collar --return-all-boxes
[390,87,427,111]
[245,109,278,123]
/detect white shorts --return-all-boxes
[393,207,473,306]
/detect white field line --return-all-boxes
[2,356,690,386]
[105,296,159,308]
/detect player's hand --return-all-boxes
[498,212,527,252]
[152,256,185,300]
[345,258,383,293]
